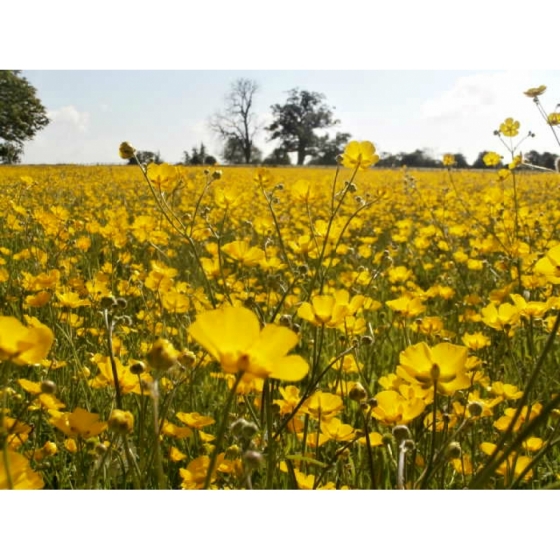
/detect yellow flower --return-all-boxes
[499,117,520,137]
[442,154,456,167]
[523,85,546,98]
[0,316,54,366]
[297,290,361,328]
[147,162,179,193]
[481,302,520,333]
[494,404,542,433]
[189,306,309,382]
[253,168,273,187]
[386,295,426,318]
[0,450,44,489]
[50,407,108,439]
[396,342,470,396]
[534,245,560,284]
[176,411,215,429]
[370,390,426,425]
[483,151,503,167]
[480,442,533,483]
[301,391,344,421]
[341,141,379,171]
[547,113,560,126]
[221,240,265,267]
[461,332,491,350]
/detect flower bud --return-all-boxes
[119,142,136,159]
[146,339,179,370]
[108,409,134,434]
[467,401,484,418]
[243,450,264,470]
[349,382,367,402]
[447,441,462,459]
[402,439,415,452]
[100,295,118,309]
[130,361,146,375]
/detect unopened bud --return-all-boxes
[467,401,484,418]
[130,361,146,375]
[349,382,367,402]
[40,379,57,394]
[108,409,134,434]
[146,339,179,370]
[100,295,117,309]
[447,441,462,459]
[119,142,136,159]
[243,450,264,470]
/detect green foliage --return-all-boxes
[307,132,352,166]
[222,137,262,164]
[0,70,49,163]
[267,88,339,165]
[127,150,162,166]
[523,150,559,170]
[185,143,216,165]
[262,147,291,166]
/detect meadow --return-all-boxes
[2,138,560,489]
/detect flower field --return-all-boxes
[2,139,560,489]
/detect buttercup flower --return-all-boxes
[189,306,309,382]
[396,342,470,396]
[523,85,546,98]
[341,141,379,171]
[0,316,54,366]
[442,154,456,167]
[499,118,520,137]
[50,407,108,439]
[483,151,503,167]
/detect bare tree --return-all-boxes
[209,78,261,164]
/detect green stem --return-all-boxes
[203,373,243,489]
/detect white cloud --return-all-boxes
[420,71,534,121]
[47,105,90,132]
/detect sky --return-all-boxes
[4,1,560,168]
[17,69,560,165]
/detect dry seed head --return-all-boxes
[402,439,415,452]
[243,450,264,470]
[100,295,118,309]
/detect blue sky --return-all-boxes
[18,69,560,165]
